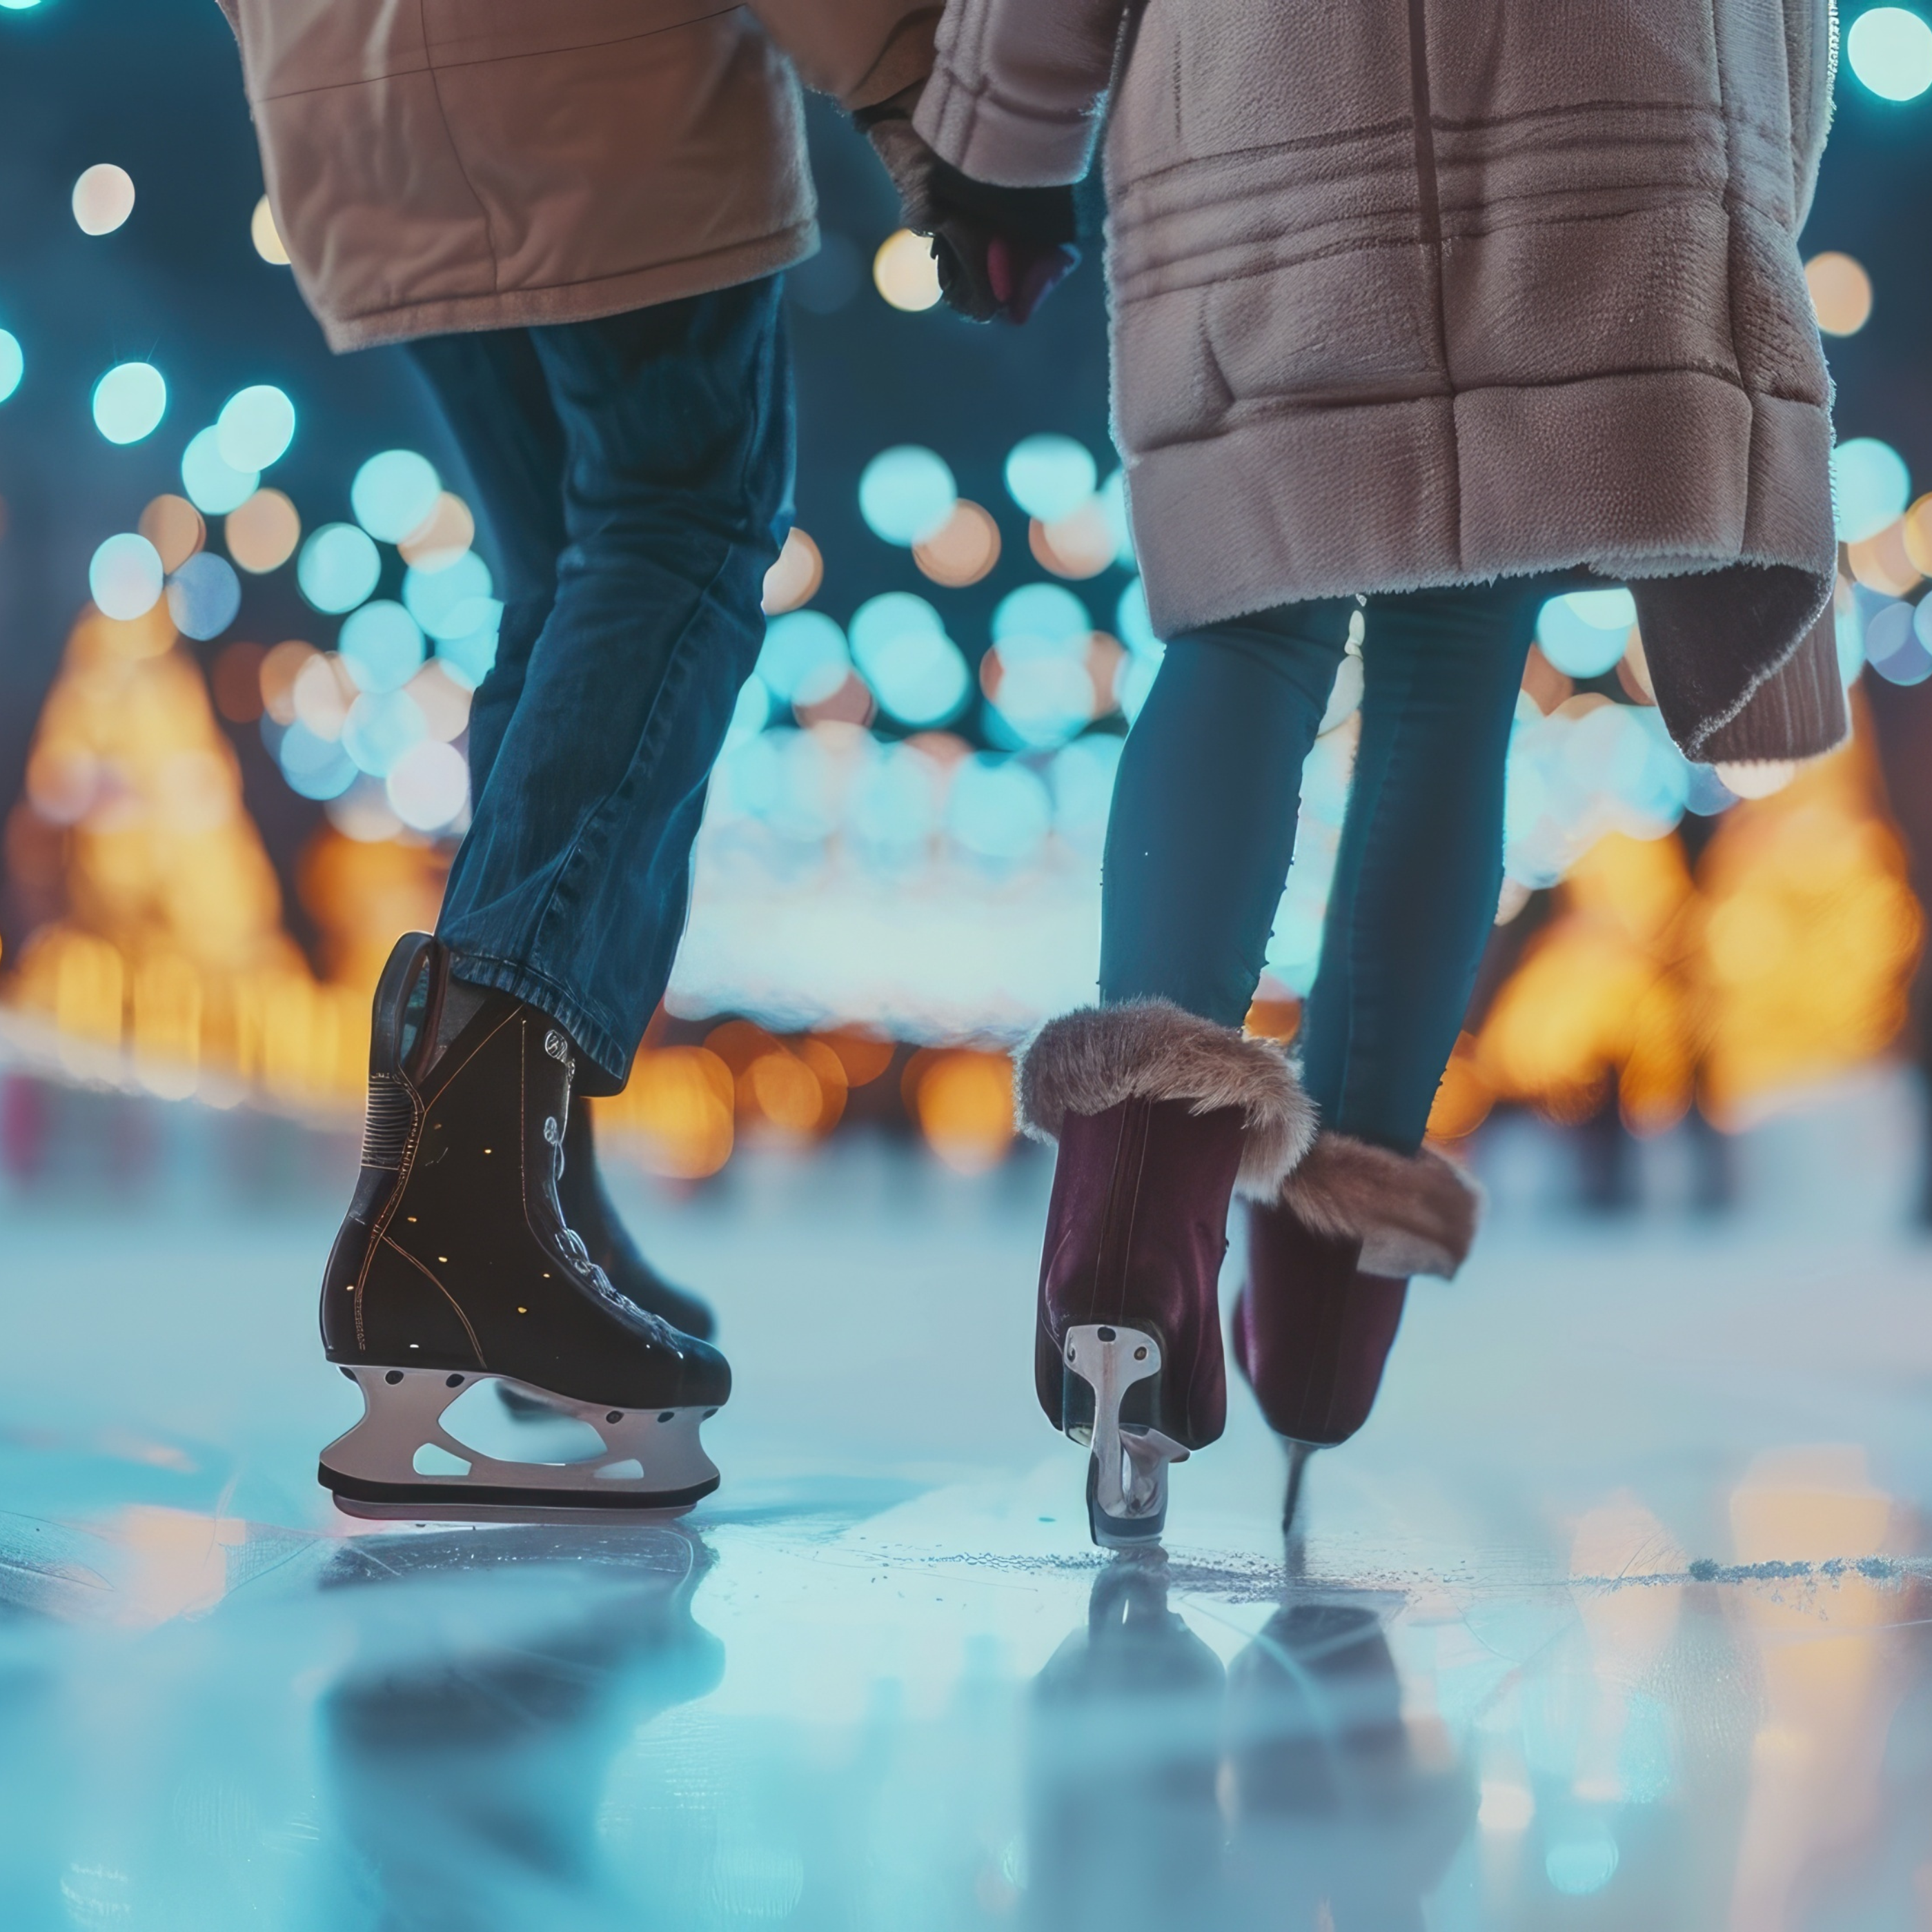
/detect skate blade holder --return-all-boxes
[319,1366,721,1523]
[1063,1323,1189,1550]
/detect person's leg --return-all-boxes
[1299,582,1544,1150]
[400,329,566,798]
[1099,601,1355,1023]
[434,279,793,1092]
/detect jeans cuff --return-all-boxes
[441,948,633,1095]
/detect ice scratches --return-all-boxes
[923,1547,1932,1605]
[0,1514,114,1623]
[321,1521,705,1591]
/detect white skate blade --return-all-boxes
[1063,1323,1189,1549]
[319,1365,721,1521]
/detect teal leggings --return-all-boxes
[1101,582,1553,1154]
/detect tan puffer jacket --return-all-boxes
[916,0,1845,762]
[217,0,937,353]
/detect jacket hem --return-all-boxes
[315,223,816,351]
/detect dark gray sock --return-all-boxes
[434,974,494,1060]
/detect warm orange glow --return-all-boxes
[257,640,315,726]
[913,500,1001,588]
[762,527,824,615]
[911,1048,1015,1172]
[595,1049,734,1179]
[1804,251,1873,336]
[138,495,204,575]
[226,489,301,574]
[1847,518,1921,597]
[398,493,475,573]
[1029,500,1114,579]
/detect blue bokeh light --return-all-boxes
[849,594,969,726]
[216,384,295,471]
[339,600,427,693]
[165,551,241,641]
[277,720,357,800]
[1004,434,1098,522]
[88,533,164,621]
[947,755,1053,865]
[180,427,258,516]
[402,551,495,641]
[858,446,957,546]
[1846,6,1932,98]
[353,450,442,544]
[342,689,428,778]
[92,361,166,444]
[0,331,21,404]
[994,582,1092,649]
[1537,588,1636,678]
[758,610,850,706]
[1833,437,1911,542]
[297,522,382,615]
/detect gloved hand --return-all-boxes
[856,90,1081,324]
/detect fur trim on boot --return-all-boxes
[1279,1133,1484,1279]
[1015,1000,1317,1199]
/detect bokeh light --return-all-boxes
[873,229,941,311]
[258,640,317,724]
[386,739,469,831]
[338,600,426,693]
[165,551,241,641]
[225,488,300,573]
[1537,588,1637,678]
[92,361,166,444]
[402,550,495,640]
[341,688,428,777]
[216,384,295,471]
[291,652,356,738]
[352,449,441,543]
[1866,598,1932,683]
[435,615,500,691]
[277,720,357,800]
[849,593,971,726]
[250,195,290,266]
[1833,437,1911,541]
[1031,501,1115,578]
[180,426,259,515]
[859,445,956,546]
[88,533,164,620]
[1804,252,1873,335]
[762,527,825,614]
[398,491,474,572]
[913,500,1000,586]
[757,610,849,707]
[138,494,204,573]
[406,661,473,742]
[0,329,21,404]
[947,754,1053,865]
[1005,434,1098,522]
[297,522,382,614]
[1846,6,1932,98]
[71,163,134,236]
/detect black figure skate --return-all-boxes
[317,933,730,1520]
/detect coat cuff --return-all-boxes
[845,10,940,112]
[913,62,1101,187]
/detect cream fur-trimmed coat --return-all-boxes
[916,0,1846,762]
[213,0,936,352]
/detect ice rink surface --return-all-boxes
[2,1083,1931,1929]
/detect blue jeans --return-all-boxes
[405,282,793,1092]
[1101,583,1552,1154]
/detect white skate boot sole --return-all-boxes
[319,1364,722,1522]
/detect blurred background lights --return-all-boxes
[88,532,164,620]
[858,445,956,546]
[249,195,290,266]
[913,500,1000,586]
[758,609,849,707]
[994,581,1092,647]
[398,492,474,573]
[297,522,382,614]
[164,550,241,641]
[1833,436,1911,540]
[1804,251,1873,335]
[341,688,428,778]
[1846,6,1932,97]
[351,448,441,543]
[947,753,1052,865]
[180,425,258,515]
[276,720,356,800]
[92,360,166,444]
[70,163,134,235]
[215,384,295,471]
[1536,587,1637,678]
[386,739,469,832]
[1004,433,1098,522]
[338,600,426,693]
[225,488,300,573]
[402,549,495,640]
[1544,1833,1620,1896]
[0,328,20,404]
[435,618,500,691]
[138,493,203,572]
[761,527,824,614]
[849,593,971,725]
[873,229,941,311]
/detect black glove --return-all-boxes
[856,97,1081,324]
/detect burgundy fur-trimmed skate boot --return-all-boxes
[317,932,730,1520]
[1234,1135,1481,1530]
[1016,1003,1316,1548]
